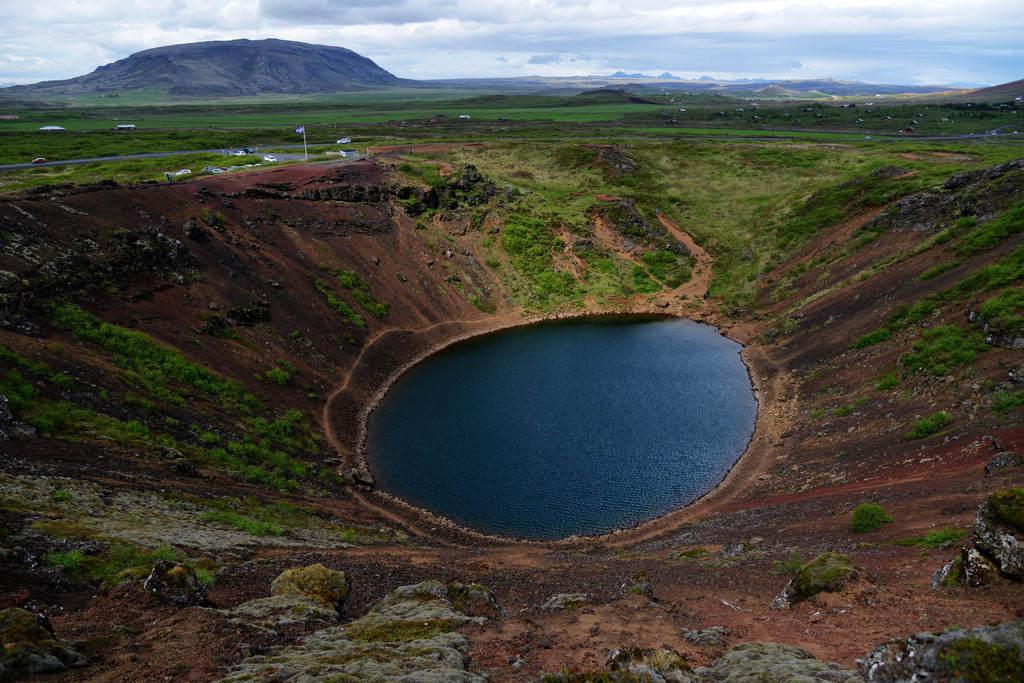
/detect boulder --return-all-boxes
[607,647,695,683]
[860,620,1024,681]
[446,581,504,618]
[771,552,858,609]
[986,451,1024,476]
[226,303,271,326]
[931,547,999,589]
[143,561,210,607]
[270,564,351,611]
[697,642,860,682]
[973,489,1024,578]
[683,626,730,647]
[540,593,589,612]
[0,607,86,680]
[222,579,487,682]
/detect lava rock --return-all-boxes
[0,607,86,680]
[270,564,351,611]
[683,626,730,647]
[226,303,271,326]
[143,561,210,607]
[860,620,1024,681]
[986,451,1024,476]
[973,489,1024,578]
[698,642,860,682]
[771,552,858,609]
[447,581,505,618]
[539,593,589,612]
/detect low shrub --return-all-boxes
[850,503,894,533]
[906,411,953,440]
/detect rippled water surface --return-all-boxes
[366,317,757,539]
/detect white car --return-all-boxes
[231,150,246,156]
[263,155,278,162]
[174,169,191,176]
[336,137,351,144]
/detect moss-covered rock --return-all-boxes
[446,581,504,618]
[698,642,860,682]
[224,594,341,634]
[974,491,1024,578]
[270,563,350,610]
[540,593,589,612]
[771,552,858,608]
[0,608,86,680]
[343,579,484,644]
[860,619,1024,682]
[143,560,210,607]
[220,579,487,682]
[988,488,1024,531]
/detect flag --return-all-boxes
[295,126,305,135]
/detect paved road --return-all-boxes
[1,129,1020,172]
[0,143,328,172]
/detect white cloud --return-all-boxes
[0,1,1019,84]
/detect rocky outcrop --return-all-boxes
[932,488,1024,588]
[269,564,351,611]
[864,158,1024,235]
[594,199,690,256]
[986,450,1024,476]
[0,607,86,680]
[221,580,486,682]
[143,561,210,607]
[771,552,859,609]
[696,643,860,682]
[222,565,351,634]
[0,215,192,327]
[860,620,1024,681]
[931,547,999,589]
[540,593,589,612]
[973,489,1024,578]
[682,626,730,648]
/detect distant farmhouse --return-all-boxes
[115,124,136,130]
[0,115,19,120]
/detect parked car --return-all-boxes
[263,155,278,162]
[31,157,46,164]
[231,150,246,156]
[336,137,351,144]
[174,169,191,176]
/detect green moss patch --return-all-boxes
[989,488,1024,531]
[937,637,1024,682]
[344,619,457,643]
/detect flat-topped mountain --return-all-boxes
[3,39,405,98]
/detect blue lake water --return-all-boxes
[365,317,757,539]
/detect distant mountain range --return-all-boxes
[0,38,1017,102]
[0,39,405,98]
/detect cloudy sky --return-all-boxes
[0,0,1020,86]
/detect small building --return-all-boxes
[39,125,65,132]
[115,124,136,130]
[0,115,20,120]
